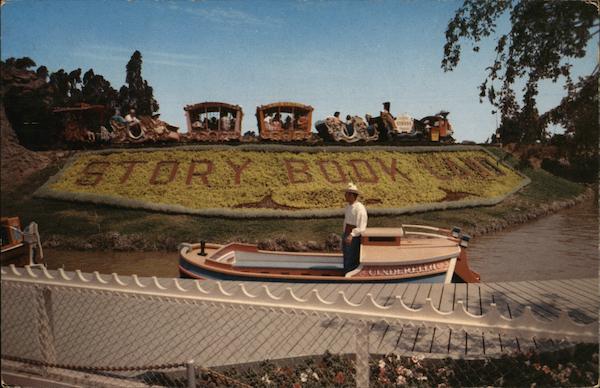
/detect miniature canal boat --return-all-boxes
[179,225,480,283]
[1,217,44,267]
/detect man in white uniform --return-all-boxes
[342,182,368,272]
[125,108,141,127]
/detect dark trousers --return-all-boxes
[342,234,361,272]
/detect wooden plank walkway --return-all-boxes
[239,278,598,321]
[206,277,598,363]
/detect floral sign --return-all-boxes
[37,146,527,217]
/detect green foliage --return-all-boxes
[118,50,159,116]
[519,168,584,201]
[35,65,49,80]
[48,69,70,107]
[81,69,118,106]
[482,146,519,168]
[14,57,37,70]
[4,56,37,70]
[541,156,598,184]
[542,72,598,182]
[443,0,599,143]
[544,72,599,152]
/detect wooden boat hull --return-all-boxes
[179,259,449,283]
[178,237,479,283]
[0,243,29,267]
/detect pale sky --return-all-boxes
[2,0,597,141]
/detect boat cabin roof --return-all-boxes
[361,237,460,265]
[362,227,404,237]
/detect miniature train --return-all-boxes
[53,101,454,146]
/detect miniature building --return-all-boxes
[256,102,313,141]
[184,102,243,142]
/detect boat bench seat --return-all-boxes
[233,251,344,270]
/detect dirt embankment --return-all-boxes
[0,104,73,193]
[1,104,49,191]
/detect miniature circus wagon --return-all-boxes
[184,102,243,142]
[256,102,313,141]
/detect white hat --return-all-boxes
[345,182,359,195]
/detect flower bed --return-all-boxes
[37,145,527,218]
[148,345,598,387]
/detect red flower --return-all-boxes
[335,371,345,384]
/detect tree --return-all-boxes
[118,50,159,116]
[442,0,599,142]
[543,72,599,155]
[126,51,144,92]
[49,69,71,106]
[67,68,83,103]
[541,73,599,182]
[81,69,118,106]
[36,65,49,81]
[14,57,36,70]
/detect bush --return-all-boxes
[542,157,598,183]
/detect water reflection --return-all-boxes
[469,199,598,282]
[45,249,180,278]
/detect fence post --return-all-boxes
[186,359,196,388]
[355,320,369,388]
[36,286,56,373]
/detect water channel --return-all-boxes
[43,199,598,282]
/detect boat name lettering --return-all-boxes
[365,262,445,276]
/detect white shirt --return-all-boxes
[125,114,140,124]
[220,116,230,130]
[343,201,368,237]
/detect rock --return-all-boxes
[324,233,342,251]
[257,239,280,251]
[306,240,322,251]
